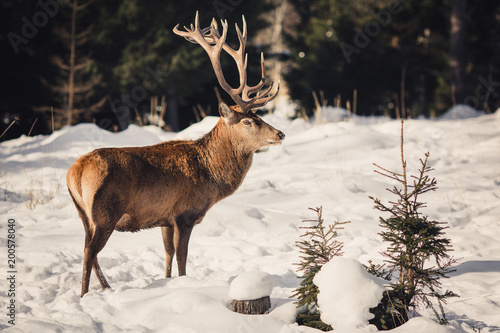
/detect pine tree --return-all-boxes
[37,0,105,129]
[292,206,349,331]
[368,120,458,329]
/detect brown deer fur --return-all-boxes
[67,101,285,296]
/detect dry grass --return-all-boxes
[24,170,63,210]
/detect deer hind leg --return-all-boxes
[161,226,175,278]
[81,225,113,297]
[93,256,110,290]
[69,193,105,297]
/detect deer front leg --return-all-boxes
[161,226,175,278]
[173,225,193,276]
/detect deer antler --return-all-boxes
[173,11,279,113]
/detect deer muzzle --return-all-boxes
[267,130,285,145]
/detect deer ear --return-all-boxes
[219,100,238,125]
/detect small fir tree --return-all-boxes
[292,207,350,331]
[368,120,458,329]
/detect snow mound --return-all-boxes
[313,257,386,330]
[175,116,219,140]
[440,104,484,120]
[391,317,462,333]
[311,106,351,124]
[229,271,274,300]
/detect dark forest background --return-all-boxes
[1,0,499,141]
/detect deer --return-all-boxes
[67,12,285,297]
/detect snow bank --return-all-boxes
[310,106,351,124]
[229,271,274,300]
[440,104,484,120]
[313,257,386,330]
[175,116,219,140]
[391,317,462,333]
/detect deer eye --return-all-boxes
[243,119,252,126]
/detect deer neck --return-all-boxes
[198,119,253,191]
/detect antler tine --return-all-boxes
[240,53,280,113]
[194,10,200,31]
[243,53,266,98]
[173,12,279,113]
[234,16,247,49]
[247,80,280,111]
[242,15,247,40]
[209,18,219,40]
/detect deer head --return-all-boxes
[217,101,284,153]
[174,12,284,152]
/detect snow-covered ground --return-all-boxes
[0,106,499,332]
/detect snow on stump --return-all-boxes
[229,271,274,315]
[313,257,386,330]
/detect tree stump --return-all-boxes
[231,296,271,315]
[229,271,274,314]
